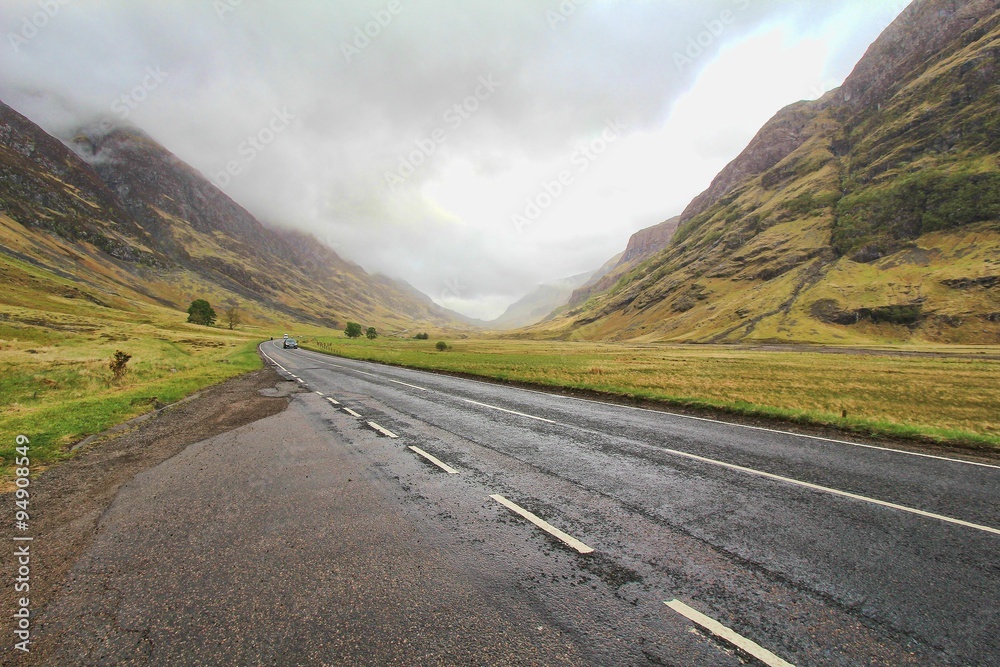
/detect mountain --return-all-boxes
[530,0,1000,344]
[565,217,680,310]
[488,271,595,330]
[0,102,470,332]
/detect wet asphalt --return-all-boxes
[35,342,1000,665]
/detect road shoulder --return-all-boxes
[1,367,293,665]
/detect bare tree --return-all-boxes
[224,305,242,330]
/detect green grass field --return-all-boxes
[301,336,1000,450]
[0,259,271,483]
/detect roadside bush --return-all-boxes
[109,350,131,384]
[435,341,449,351]
[344,322,363,338]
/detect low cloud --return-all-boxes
[0,0,909,319]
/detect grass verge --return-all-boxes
[0,308,264,481]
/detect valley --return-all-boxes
[1,1,999,664]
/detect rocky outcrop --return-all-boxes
[678,102,822,224]
[620,216,681,263]
[839,0,1000,109]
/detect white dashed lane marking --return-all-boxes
[409,446,458,474]
[270,343,1000,534]
[367,421,399,439]
[665,599,796,667]
[490,494,593,554]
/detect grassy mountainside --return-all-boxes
[0,100,472,479]
[532,0,999,344]
[0,102,470,333]
[561,217,680,312]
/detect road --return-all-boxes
[33,341,1000,665]
[261,342,1000,666]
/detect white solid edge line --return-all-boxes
[409,446,459,473]
[665,599,795,667]
[257,344,288,373]
[463,399,558,424]
[315,391,324,396]
[281,346,999,469]
[367,421,399,438]
[326,397,341,406]
[658,443,1000,535]
[343,408,362,418]
[489,494,593,554]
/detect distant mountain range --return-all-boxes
[0,104,471,332]
[528,0,1000,344]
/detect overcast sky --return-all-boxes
[0,0,911,319]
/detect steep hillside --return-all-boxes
[565,217,679,309]
[533,0,1000,344]
[0,103,469,333]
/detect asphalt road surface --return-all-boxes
[34,342,1000,665]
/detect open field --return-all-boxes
[0,318,263,482]
[300,336,1000,450]
[0,255,276,482]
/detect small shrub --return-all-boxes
[435,341,448,351]
[344,322,363,338]
[413,332,429,340]
[366,327,378,340]
[109,350,131,384]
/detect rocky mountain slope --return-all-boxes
[530,0,1000,344]
[565,217,680,310]
[0,102,469,332]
